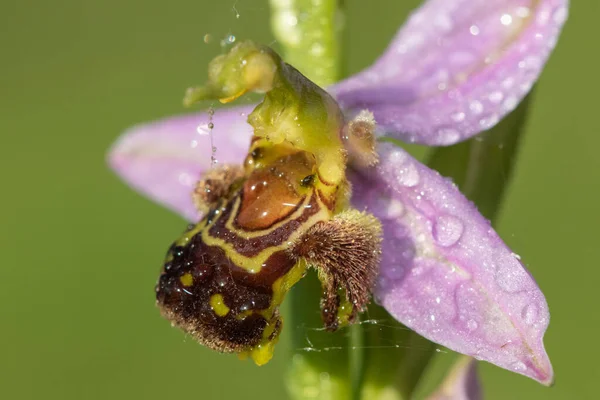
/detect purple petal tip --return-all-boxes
[108,107,254,221]
[351,143,553,384]
[333,0,569,146]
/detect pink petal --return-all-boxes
[332,0,569,145]
[108,106,254,221]
[350,143,553,384]
[427,357,481,400]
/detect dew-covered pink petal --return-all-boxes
[427,357,481,400]
[108,106,254,221]
[350,143,552,384]
[332,0,569,145]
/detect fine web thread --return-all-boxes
[295,318,448,354]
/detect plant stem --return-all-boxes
[269,0,343,87]
[270,3,350,399]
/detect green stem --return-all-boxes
[286,273,353,400]
[269,0,343,87]
[269,1,351,399]
[360,93,535,399]
[360,307,435,400]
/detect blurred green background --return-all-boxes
[1,0,597,398]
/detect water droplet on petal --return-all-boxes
[450,111,466,122]
[437,128,460,145]
[489,91,504,104]
[503,96,519,112]
[433,215,464,247]
[516,7,531,18]
[553,6,568,24]
[479,114,499,129]
[511,361,527,372]
[495,263,528,293]
[500,14,513,26]
[502,77,515,89]
[385,200,405,219]
[469,100,484,115]
[521,304,538,325]
[397,162,420,187]
[197,123,211,135]
[467,319,478,331]
[401,247,415,261]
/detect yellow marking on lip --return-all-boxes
[243,260,308,366]
[174,218,209,248]
[201,196,331,273]
[224,194,313,238]
[210,294,230,317]
[179,273,194,287]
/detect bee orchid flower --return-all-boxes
[109,0,568,385]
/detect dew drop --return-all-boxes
[503,96,518,112]
[197,123,211,135]
[495,264,527,293]
[511,361,527,372]
[521,304,538,325]
[437,128,460,145]
[520,81,533,94]
[469,25,480,36]
[319,372,330,383]
[221,34,236,47]
[500,14,513,26]
[469,100,484,115]
[488,91,504,104]
[434,14,453,32]
[310,43,325,56]
[383,199,405,220]
[396,162,420,187]
[553,6,568,24]
[401,247,415,261]
[479,114,499,129]
[467,319,478,331]
[516,7,531,18]
[450,111,466,123]
[203,34,212,44]
[502,77,515,89]
[433,215,464,247]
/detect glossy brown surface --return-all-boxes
[236,169,304,230]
